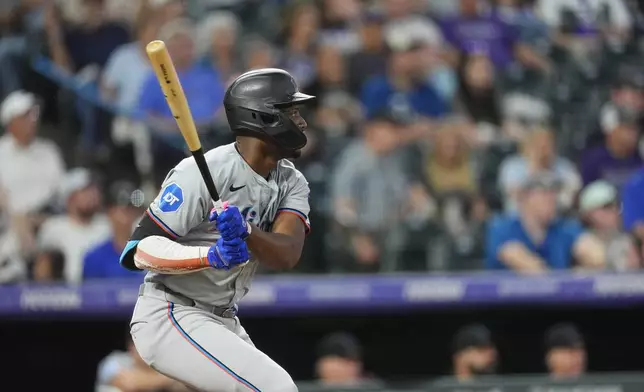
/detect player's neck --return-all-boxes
[235,141,276,179]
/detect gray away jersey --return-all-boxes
[145,143,310,307]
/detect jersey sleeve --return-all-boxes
[147,164,211,238]
[119,163,210,270]
[277,170,311,234]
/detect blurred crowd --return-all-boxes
[3,0,644,283]
[95,321,589,390]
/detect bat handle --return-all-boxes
[191,148,220,202]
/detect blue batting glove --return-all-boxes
[216,205,250,241]
[207,237,249,270]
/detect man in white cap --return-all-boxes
[37,168,111,282]
[0,90,64,215]
[0,90,65,255]
[579,180,639,271]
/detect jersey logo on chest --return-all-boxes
[241,206,273,232]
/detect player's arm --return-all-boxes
[245,213,306,269]
[120,167,213,274]
[216,171,311,269]
[249,171,310,269]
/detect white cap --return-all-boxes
[59,168,93,204]
[579,180,617,213]
[0,90,36,127]
[385,17,443,51]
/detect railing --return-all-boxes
[295,373,644,392]
[2,271,644,318]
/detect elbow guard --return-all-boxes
[134,236,211,274]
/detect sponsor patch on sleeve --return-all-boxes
[158,183,184,213]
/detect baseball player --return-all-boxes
[119,68,314,392]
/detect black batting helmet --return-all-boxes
[224,68,315,152]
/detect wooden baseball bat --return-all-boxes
[145,40,220,202]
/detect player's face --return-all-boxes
[282,106,307,132]
[279,105,308,159]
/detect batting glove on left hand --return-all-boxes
[209,204,251,241]
[207,237,249,270]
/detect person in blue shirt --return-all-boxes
[83,182,146,280]
[621,167,644,251]
[360,36,450,121]
[137,18,225,184]
[485,174,605,272]
[137,18,225,125]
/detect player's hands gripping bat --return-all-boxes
[209,205,251,241]
[145,40,220,203]
[207,204,250,270]
[207,237,249,270]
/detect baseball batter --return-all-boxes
[120,68,315,392]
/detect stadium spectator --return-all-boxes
[196,11,243,86]
[138,18,224,127]
[137,18,225,182]
[315,332,378,387]
[360,32,449,122]
[101,11,160,113]
[492,0,549,47]
[346,11,387,96]
[440,0,551,72]
[0,91,63,215]
[317,0,363,55]
[450,324,498,382]
[485,174,605,273]
[621,167,644,256]
[331,112,434,271]
[30,249,65,282]
[498,128,580,213]
[500,93,552,142]
[424,120,478,197]
[43,0,130,74]
[243,35,278,71]
[0,91,64,255]
[537,0,632,51]
[544,323,587,380]
[579,180,639,271]
[96,329,189,392]
[83,181,145,280]
[308,44,361,156]
[579,105,642,188]
[279,3,319,88]
[457,54,502,128]
[0,0,46,100]
[599,70,644,127]
[38,168,111,282]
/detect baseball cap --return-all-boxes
[545,323,584,351]
[520,173,562,192]
[452,324,493,354]
[384,17,442,52]
[600,104,639,134]
[579,180,617,213]
[0,90,36,127]
[316,332,362,361]
[59,168,94,203]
